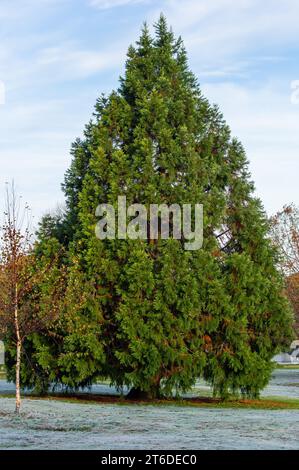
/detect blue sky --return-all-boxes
[0,0,298,224]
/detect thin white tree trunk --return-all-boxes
[15,339,21,414]
[14,284,21,414]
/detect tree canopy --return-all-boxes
[12,15,293,399]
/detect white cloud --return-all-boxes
[37,43,123,79]
[0,94,95,222]
[201,81,299,213]
[143,0,299,65]
[0,0,69,20]
[90,0,146,9]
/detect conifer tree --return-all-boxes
[23,16,293,398]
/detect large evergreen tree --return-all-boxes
[20,16,293,398]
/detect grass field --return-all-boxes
[0,396,298,450]
[0,368,298,449]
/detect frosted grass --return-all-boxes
[0,369,298,450]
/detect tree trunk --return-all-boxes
[15,340,21,414]
[14,285,21,415]
[126,387,151,400]
[126,384,162,400]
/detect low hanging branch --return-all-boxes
[0,183,65,414]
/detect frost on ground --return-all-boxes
[0,369,298,450]
[0,398,299,450]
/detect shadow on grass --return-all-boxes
[1,391,299,410]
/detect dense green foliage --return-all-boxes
[11,16,293,398]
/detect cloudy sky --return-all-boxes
[0,0,298,224]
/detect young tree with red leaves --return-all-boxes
[270,204,299,335]
[0,183,64,413]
